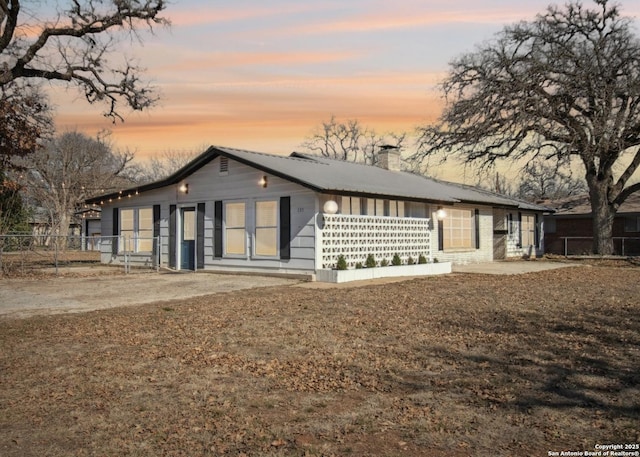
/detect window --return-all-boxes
[351,197,361,215]
[367,199,375,215]
[255,200,278,256]
[508,213,516,235]
[339,196,361,215]
[119,207,153,252]
[341,196,351,214]
[521,214,536,247]
[388,200,404,217]
[624,216,640,233]
[442,208,474,250]
[225,202,246,255]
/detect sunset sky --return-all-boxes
[52,0,640,173]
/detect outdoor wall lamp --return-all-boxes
[436,207,447,220]
[259,175,268,188]
[323,200,339,214]
[179,183,189,194]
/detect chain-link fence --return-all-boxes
[560,236,640,256]
[0,234,160,276]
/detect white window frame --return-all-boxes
[224,201,247,257]
[442,208,474,250]
[254,200,279,258]
[119,207,153,253]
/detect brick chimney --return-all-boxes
[378,145,402,171]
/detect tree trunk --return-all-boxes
[55,211,71,251]
[588,181,616,255]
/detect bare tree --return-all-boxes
[135,148,202,184]
[475,172,517,198]
[0,0,168,122]
[22,131,135,243]
[412,0,640,255]
[301,115,406,165]
[516,159,587,202]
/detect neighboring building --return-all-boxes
[77,207,102,251]
[85,146,549,277]
[28,207,81,239]
[544,193,640,256]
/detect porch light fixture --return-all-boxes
[436,207,447,220]
[323,200,339,214]
[259,175,268,188]
[179,183,189,194]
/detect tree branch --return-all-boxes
[1,0,168,120]
[0,0,18,54]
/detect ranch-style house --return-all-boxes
[85,146,549,279]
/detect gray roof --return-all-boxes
[86,145,549,211]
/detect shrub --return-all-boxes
[336,255,348,270]
[355,262,364,269]
[418,254,428,264]
[365,254,377,268]
[433,257,439,263]
[407,256,415,265]
[380,258,389,267]
[391,253,402,266]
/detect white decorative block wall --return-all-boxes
[321,214,431,269]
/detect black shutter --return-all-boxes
[169,205,176,268]
[197,203,205,269]
[279,197,291,260]
[112,208,119,255]
[214,201,223,258]
[518,212,523,247]
[153,205,161,265]
[534,213,540,248]
[474,209,480,249]
[437,218,444,251]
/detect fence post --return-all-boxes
[124,237,129,274]
[564,237,568,257]
[54,236,59,276]
[156,236,161,272]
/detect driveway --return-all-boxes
[1,261,580,319]
[0,272,300,319]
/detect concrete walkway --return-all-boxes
[452,260,580,275]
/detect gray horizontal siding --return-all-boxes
[99,157,318,273]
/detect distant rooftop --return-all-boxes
[548,192,640,216]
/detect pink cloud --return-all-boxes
[156,50,359,73]
[55,80,443,158]
[169,3,334,28]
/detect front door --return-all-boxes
[181,208,196,270]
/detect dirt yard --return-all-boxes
[1,265,638,456]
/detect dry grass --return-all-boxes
[1,265,639,456]
[0,250,101,276]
